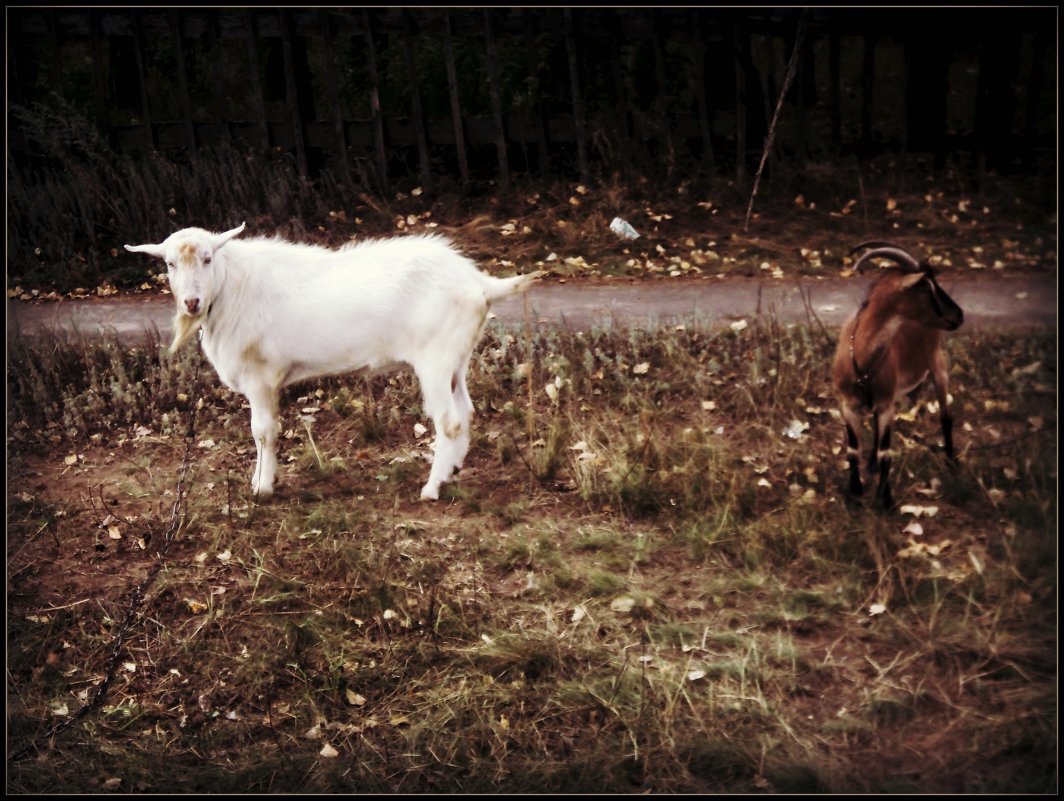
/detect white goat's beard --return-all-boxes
[170,310,205,352]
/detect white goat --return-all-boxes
[126,223,542,500]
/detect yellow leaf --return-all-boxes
[345,689,367,707]
[186,599,207,614]
[64,454,78,466]
[108,526,122,540]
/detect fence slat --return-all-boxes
[483,10,510,193]
[130,11,156,150]
[321,12,351,181]
[279,10,308,176]
[443,12,470,185]
[522,11,550,175]
[401,10,431,192]
[564,9,588,184]
[170,11,196,149]
[242,11,270,151]
[363,10,389,192]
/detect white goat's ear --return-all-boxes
[124,242,167,259]
[213,222,246,251]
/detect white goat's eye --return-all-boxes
[203,255,212,266]
[166,261,175,270]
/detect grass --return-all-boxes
[6,319,1057,793]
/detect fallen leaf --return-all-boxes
[899,504,939,518]
[345,689,367,707]
[903,521,924,537]
[320,743,339,758]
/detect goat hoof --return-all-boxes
[419,486,440,501]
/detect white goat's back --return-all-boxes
[212,236,468,378]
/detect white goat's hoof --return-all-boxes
[419,485,440,501]
[251,483,274,499]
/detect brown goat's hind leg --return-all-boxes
[867,410,880,474]
[932,349,958,463]
[845,423,863,496]
[875,421,895,510]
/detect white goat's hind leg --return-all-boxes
[451,359,475,471]
[246,384,281,498]
[416,365,464,500]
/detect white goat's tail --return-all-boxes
[482,270,545,304]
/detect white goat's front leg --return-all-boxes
[245,383,281,498]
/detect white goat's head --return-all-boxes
[125,222,246,350]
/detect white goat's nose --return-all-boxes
[185,298,201,314]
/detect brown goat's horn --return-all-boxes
[851,245,923,274]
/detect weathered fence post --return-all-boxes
[205,11,232,148]
[321,11,351,181]
[522,10,550,176]
[279,10,309,177]
[130,11,156,150]
[169,11,196,149]
[689,11,715,177]
[443,12,470,185]
[861,33,875,152]
[363,10,389,192]
[242,10,271,152]
[733,14,749,187]
[91,13,111,140]
[484,9,510,193]
[564,9,589,184]
[401,10,432,192]
[48,10,65,100]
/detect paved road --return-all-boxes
[7,273,1057,342]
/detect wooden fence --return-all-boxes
[7,8,1056,192]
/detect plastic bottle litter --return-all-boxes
[609,217,640,240]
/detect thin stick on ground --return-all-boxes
[743,11,809,234]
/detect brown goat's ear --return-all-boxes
[898,272,925,290]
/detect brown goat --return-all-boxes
[832,242,964,509]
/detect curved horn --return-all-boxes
[212,222,246,251]
[851,245,923,274]
[848,240,905,256]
